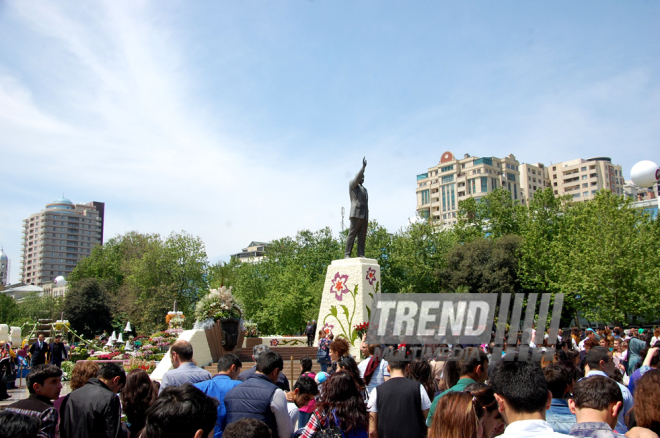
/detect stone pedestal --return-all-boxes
[315,258,380,358]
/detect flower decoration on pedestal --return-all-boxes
[244,321,260,338]
[167,312,185,329]
[270,339,280,347]
[330,272,350,301]
[366,268,377,285]
[194,286,243,324]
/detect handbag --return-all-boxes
[315,411,344,438]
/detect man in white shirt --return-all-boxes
[357,337,390,397]
[489,359,567,438]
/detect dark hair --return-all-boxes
[489,361,548,414]
[387,346,412,370]
[329,338,350,357]
[633,369,660,435]
[121,369,157,428]
[457,348,488,376]
[223,418,271,438]
[293,376,319,396]
[584,338,599,351]
[98,362,127,387]
[143,383,219,438]
[315,371,368,433]
[300,356,313,375]
[218,354,242,372]
[464,382,498,413]
[572,376,622,410]
[337,356,365,388]
[0,411,41,438]
[70,361,100,391]
[543,363,569,399]
[256,351,283,375]
[171,340,194,362]
[638,348,660,368]
[586,346,610,370]
[318,330,326,338]
[441,359,460,391]
[409,359,437,401]
[27,364,62,394]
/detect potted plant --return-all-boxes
[194,286,243,361]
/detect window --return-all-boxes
[582,175,587,180]
[592,190,597,194]
[507,173,516,182]
[440,165,454,172]
[421,190,430,205]
[553,166,556,171]
[581,166,587,171]
[442,175,454,184]
[553,174,557,179]
[481,177,488,193]
[573,193,581,198]
[582,183,588,188]
[583,191,589,197]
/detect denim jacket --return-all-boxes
[545,398,576,434]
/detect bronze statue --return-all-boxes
[345,157,368,258]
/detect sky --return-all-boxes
[1,1,658,282]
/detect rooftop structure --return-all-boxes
[231,241,270,263]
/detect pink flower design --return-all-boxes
[331,272,350,301]
[270,339,280,346]
[366,267,377,285]
[323,323,334,333]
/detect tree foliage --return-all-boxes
[62,278,113,338]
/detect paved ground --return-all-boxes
[0,381,72,410]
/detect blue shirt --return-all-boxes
[545,398,576,434]
[569,421,626,438]
[584,371,633,434]
[160,362,212,394]
[195,375,243,438]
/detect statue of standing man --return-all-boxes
[345,157,368,258]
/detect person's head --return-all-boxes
[568,376,623,430]
[329,338,350,362]
[315,371,368,433]
[584,338,599,352]
[291,376,319,408]
[256,351,283,383]
[359,334,369,358]
[98,362,127,394]
[585,346,614,376]
[54,335,61,344]
[170,340,194,368]
[217,354,242,379]
[0,411,41,438]
[599,338,608,348]
[328,333,334,340]
[223,418,271,438]
[613,338,621,352]
[489,361,551,424]
[70,361,100,391]
[337,356,365,388]
[428,391,484,438]
[633,369,660,435]
[408,359,434,387]
[465,383,503,438]
[300,356,313,375]
[143,383,218,438]
[621,340,629,351]
[543,363,571,399]
[318,330,326,339]
[252,344,269,362]
[457,347,489,382]
[26,364,62,399]
[38,334,44,342]
[121,369,157,424]
[586,329,595,339]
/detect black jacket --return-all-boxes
[60,378,123,438]
[29,341,49,365]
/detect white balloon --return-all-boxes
[631,160,659,188]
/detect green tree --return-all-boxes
[62,278,114,338]
[455,188,525,241]
[0,294,19,325]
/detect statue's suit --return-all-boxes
[345,167,368,258]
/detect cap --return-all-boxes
[315,372,329,384]
[639,328,645,334]
[586,328,595,333]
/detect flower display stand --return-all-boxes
[315,257,380,358]
[205,319,244,363]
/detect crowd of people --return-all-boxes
[0,325,659,438]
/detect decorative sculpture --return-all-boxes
[344,157,369,258]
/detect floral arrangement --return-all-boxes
[354,322,369,339]
[244,321,260,338]
[124,357,157,374]
[194,286,243,323]
[166,311,185,329]
[54,320,71,331]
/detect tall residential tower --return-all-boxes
[19,198,105,286]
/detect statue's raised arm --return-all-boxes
[344,158,369,258]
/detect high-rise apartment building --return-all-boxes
[0,248,8,286]
[19,198,105,286]
[416,151,521,225]
[546,157,624,202]
[519,163,549,205]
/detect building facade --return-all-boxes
[0,248,8,287]
[546,157,624,202]
[231,241,270,263]
[519,163,549,205]
[416,151,521,225]
[623,180,658,202]
[19,198,105,286]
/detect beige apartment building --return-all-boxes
[416,151,521,225]
[19,197,105,286]
[519,163,549,205]
[231,241,270,263]
[547,157,624,201]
